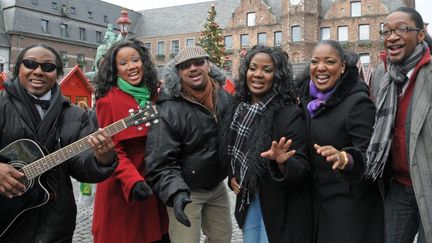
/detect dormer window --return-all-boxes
[247,12,255,27]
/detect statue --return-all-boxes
[93,24,117,72]
[86,24,118,81]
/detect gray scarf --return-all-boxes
[365,42,427,179]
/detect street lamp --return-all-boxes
[117,8,131,37]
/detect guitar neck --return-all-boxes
[22,119,127,179]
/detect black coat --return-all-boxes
[144,62,233,205]
[299,69,384,243]
[0,79,117,243]
[224,97,314,243]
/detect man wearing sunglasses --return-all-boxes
[0,44,118,242]
[145,46,233,243]
[366,7,432,243]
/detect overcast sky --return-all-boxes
[101,0,432,34]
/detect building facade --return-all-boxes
[0,0,142,74]
[137,0,414,79]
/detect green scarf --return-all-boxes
[117,77,150,108]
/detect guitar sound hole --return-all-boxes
[9,161,33,194]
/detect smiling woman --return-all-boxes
[296,39,383,243]
[92,38,170,243]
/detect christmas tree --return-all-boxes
[198,4,225,67]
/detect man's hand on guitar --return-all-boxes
[88,128,116,165]
[0,163,26,198]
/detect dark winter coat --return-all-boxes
[0,78,117,243]
[144,62,233,205]
[224,97,314,243]
[299,68,384,243]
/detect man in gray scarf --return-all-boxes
[367,7,432,243]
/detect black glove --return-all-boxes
[173,192,192,227]
[131,181,153,201]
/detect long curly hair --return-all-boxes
[94,38,159,99]
[235,45,298,105]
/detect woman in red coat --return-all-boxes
[92,38,169,243]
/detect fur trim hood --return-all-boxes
[160,60,227,98]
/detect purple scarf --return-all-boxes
[307,80,335,117]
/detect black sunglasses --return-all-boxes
[22,59,57,73]
[177,58,207,70]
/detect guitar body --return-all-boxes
[0,139,50,239]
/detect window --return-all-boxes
[359,24,370,41]
[291,26,301,42]
[247,12,256,27]
[96,31,102,43]
[359,53,370,67]
[60,24,68,38]
[258,33,267,45]
[224,60,232,78]
[240,34,249,48]
[157,42,165,55]
[88,11,93,19]
[359,53,370,66]
[79,28,86,41]
[351,2,361,17]
[70,6,76,14]
[274,31,282,46]
[380,22,384,40]
[77,54,86,69]
[224,36,233,50]
[104,15,109,23]
[52,2,57,10]
[144,43,152,53]
[41,20,49,33]
[60,51,68,67]
[338,26,348,42]
[320,27,330,40]
[171,40,180,55]
[186,39,195,47]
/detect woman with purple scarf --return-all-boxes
[296,39,384,243]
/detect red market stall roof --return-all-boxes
[59,65,94,107]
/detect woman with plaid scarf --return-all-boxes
[222,45,313,243]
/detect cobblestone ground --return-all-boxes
[72,178,243,243]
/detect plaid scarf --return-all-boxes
[228,92,276,209]
[365,42,427,180]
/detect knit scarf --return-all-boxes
[365,41,427,180]
[117,77,150,108]
[307,80,336,118]
[228,92,276,210]
[181,78,215,112]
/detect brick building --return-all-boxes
[137,0,414,79]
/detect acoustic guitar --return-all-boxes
[0,104,158,239]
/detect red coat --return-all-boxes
[92,87,169,243]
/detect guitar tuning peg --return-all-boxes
[128,108,134,113]
[145,122,151,127]
[137,126,143,131]
[153,119,159,124]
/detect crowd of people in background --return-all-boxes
[1,6,432,243]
